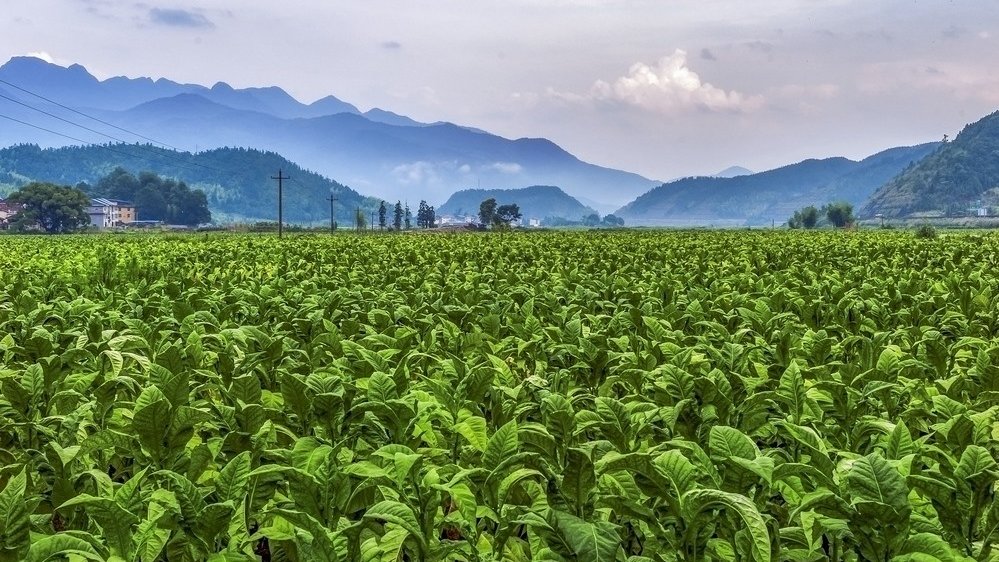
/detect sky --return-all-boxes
[3,0,999,181]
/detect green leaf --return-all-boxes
[132,398,172,458]
[216,452,252,505]
[846,453,909,511]
[682,488,771,562]
[455,416,489,452]
[709,425,758,461]
[548,509,622,562]
[26,534,104,562]
[0,468,30,559]
[363,500,427,553]
[484,420,519,470]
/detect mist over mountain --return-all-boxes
[616,143,940,225]
[437,185,597,223]
[0,56,657,207]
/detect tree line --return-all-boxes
[787,202,855,229]
[1,168,212,233]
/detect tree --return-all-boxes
[378,201,387,230]
[602,214,625,227]
[393,201,403,231]
[800,206,819,228]
[355,207,367,231]
[583,213,601,226]
[479,198,497,227]
[494,203,522,227]
[404,202,412,230]
[7,182,90,233]
[825,201,854,228]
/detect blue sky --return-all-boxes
[4,0,998,180]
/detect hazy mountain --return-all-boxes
[617,143,940,225]
[0,143,380,224]
[0,56,657,207]
[862,111,999,217]
[714,166,753,178]
[437,185,597,222]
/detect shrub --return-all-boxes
[914,223,938,239]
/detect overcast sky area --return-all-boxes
[4,0,999,180]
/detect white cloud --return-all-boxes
[556,49,763,114]
[486,162,523,174]
[25,51,55,63]
[391,161,439,185]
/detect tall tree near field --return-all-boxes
[494,203,522,227]
[378,201,387,231]
[479,197,497,227]
[404,202,412,230]
[393,201,403,230]
[7,182,90,233]
[825,202,854,228]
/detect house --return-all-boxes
[87,198,121,229]
[87,198,139,229]
[529,218,542,228]
[0,199,23,229]
[111,200,138,224]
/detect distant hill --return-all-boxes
[0,143,380,224]
[714,166,753,178]
[862,111,999,217]
[437,185,597,223]
[616,143,940,225]
[0,56,657,207]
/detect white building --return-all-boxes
[529,218,542,228]
[87,198,121,229]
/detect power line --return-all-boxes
[0,110,223,177]
[0,76,182,151]
[0,91,231,176]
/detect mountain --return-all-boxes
[0,57,657,207]
[714,166,753,178]
[616,143,940,226]
[862,111,999,217]
[437,185,597,222]
[0,143,380,223]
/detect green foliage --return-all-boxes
[6,181,90,233]
[788,205,819,229]
[89,168,211,225]
[864,111,999,217]
[1,230,998,560]
[494,203,522,227]
[915,223,938,238]
[824,201,854,227]
[478,197,497,226]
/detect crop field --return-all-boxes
[2,230,999,561]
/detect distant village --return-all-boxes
[0,197,181,231]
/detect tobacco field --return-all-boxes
[2,230,999,562]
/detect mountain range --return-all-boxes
[862,111,999,217]
[615,143,941,225]
[0,56,657,207]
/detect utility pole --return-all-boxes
[271,169,289,238]
[370,211,375,232]
[326,190,338,233]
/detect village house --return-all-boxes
[0,199,23,229]
[87,198,138,229]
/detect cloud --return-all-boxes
[25,51,55,63]
[699,48,716,61]
[941,25,967,40]
[744,40,775,54]
[381,40,402,50]
[392,161,439,185]
[486,162,523,174]
[587,49,763,113]
[148,8,214,29]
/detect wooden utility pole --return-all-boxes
[271,169,289,238]
[326,190,338,233]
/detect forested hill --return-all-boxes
[437,185,597,222]
[0,144,380,223]
[861,111,999,217]
[615,143,940,225]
